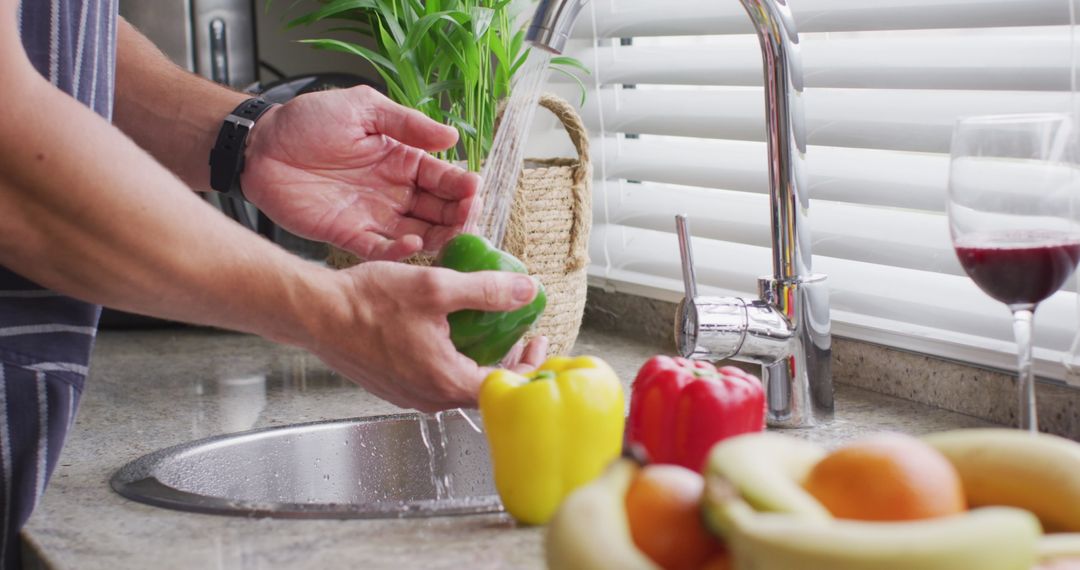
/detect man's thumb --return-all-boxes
[442,271,538,313]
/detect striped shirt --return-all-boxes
[4,1,117,567]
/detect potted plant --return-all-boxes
[282,0,587,172]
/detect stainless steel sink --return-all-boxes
[110,412,503,519]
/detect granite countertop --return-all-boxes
[23,327,996,569]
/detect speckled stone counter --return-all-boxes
[23,327,996,569]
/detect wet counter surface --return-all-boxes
[23,327,995,569]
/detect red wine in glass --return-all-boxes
[948,112,1079,432]
[955,231,1080,307]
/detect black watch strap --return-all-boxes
[208,98,276,200]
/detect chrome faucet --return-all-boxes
[523,0,832,427]
[525,0,589,54]
[674,0,833,428]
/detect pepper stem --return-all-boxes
[531,370,557,382]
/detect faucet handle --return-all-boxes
[673,214,747,361]
[675,214,698,301]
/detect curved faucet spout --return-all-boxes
[739,0,810,282]
[675,0,832,428]
[526,0,590,54]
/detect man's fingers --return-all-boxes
[376,216,461,255]
[414,153,481,200]
[432,270,539,313]
[516,336,549,371]
[492,336,549,373]
[339,232,423,261]
[407,356,485,411]
[499,341,525,370]
[363,89,459,151]
[377,236,423,261]
[409,192,463,226]
[419,225,460,254]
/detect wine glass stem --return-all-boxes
[1011,307,1037,432]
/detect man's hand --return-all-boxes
[309,262,548,412]
[115,22,476,261]
[241,86,480,261]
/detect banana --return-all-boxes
[923,428,1080,532]
[713,494,1040,570]
[702,431,831,537]
[702,431,1041,570]
[544,459,658,570]
[1039,533,1080,562]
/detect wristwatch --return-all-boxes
[208,98,277,200]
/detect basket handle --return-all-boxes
[495,93,592,272]
[494,93,591,163]
[535,93,591,168]
[540,93,591,272]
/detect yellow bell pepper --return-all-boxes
[479,355,625,525]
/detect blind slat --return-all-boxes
[561,86,1072,153]
[559,30,1073,91]
[598,181,963,276]
[590,135,947,210]
[573,0,1068,38]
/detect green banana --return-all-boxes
[923,428,1080,532]
[545,459,658,570]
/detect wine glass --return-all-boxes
[947,112,1080,431]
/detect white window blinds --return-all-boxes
[533,0,1080,381]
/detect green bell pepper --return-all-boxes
[435,233,547,365]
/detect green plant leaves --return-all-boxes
[550,55,590,75]
[282,0,589,171]
[404,12,456,52]
[285,0,377,27]
[551,55,590,105]
[298,38,394,71]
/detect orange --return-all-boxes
[802,432,967,521]
[624,464,724,570]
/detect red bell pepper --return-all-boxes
[626,355,765,472]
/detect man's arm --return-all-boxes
[0,1,543,410]
[112,18,247,190]
[0,7,327,345]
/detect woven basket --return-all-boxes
[327,93,592,358]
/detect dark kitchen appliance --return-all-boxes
[121,0,261,230]
[120,0,258,90]
[104,0,261,328]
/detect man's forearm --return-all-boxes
[0,24,334,348]
[113,18,249,190]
